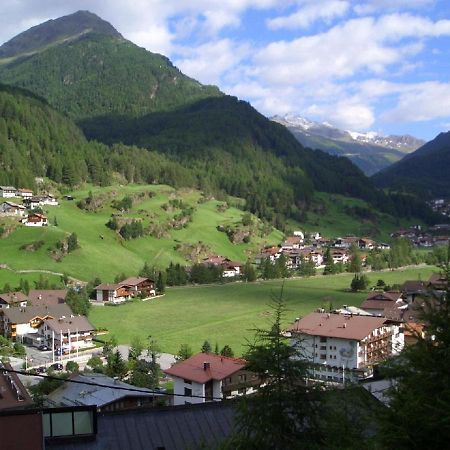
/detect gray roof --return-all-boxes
[28,290,67,306]
[44,315,95,334]
[2,304,73,324]
[47,373,159,409]
[47,401,234,450]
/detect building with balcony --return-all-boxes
[287,312,404,383]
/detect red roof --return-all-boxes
[164,353,246,384]
[288,312,388,341]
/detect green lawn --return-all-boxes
[89,266,437,356]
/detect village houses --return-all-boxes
[164,352,260,406]
[94,277,156,303]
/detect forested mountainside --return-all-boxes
[0,11,439,225]
[0,83,197,190]
[373,131,450,197]
[0,11,221,120]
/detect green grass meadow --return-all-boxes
[89,266,437,356]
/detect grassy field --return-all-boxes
[0,269,63,290]
[0,184,282,282]
[89,266,437,356]
[0,183,421,283]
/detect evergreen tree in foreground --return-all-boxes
[379,253,450,449]
[224,288,323,449]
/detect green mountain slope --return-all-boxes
[0,11,221,120]
[0,11,439,226]
[372,131,450,197]
[0,83,202,189]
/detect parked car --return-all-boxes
[35,366,46,373]
[50,363,63,371]
[38,345,49,351]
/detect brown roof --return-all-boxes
[0,292,27,305]
[361,291,402,311]
[288,312,388,341]
[2,304,73,324]
[119,277,153,286]
[401,280,426,294]
[44,315,95,334]
[0,363,33,410]
[95,283,119,291]
[27,289,67,306]
[164,353,246,384]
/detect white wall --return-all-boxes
[172,376,206,406]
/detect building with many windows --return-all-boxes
[287,312,404,383]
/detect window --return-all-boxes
[320,354,326,360]
[329,346,333,350]
[320,346,327,351]
[184,387,192,397]
[320,337,327,343]
[239,374,247,382]
[183,379,192,384]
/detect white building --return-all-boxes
[164,353,259,406]
[0,186,17,198]
[39,315,96,352]
[288,312,404,383]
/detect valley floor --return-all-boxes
[88,266,437,356]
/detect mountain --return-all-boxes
[0,11,221,120]
[272,114,424,176]
[0,10,122,60]
[372,131,450,197]
[0,11,438,226]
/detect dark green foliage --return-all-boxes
[102,335,117,358]
[350,274,370,292]
[226,291,323,449]
[65,360,79,373]
[177,343,193,361]
[86,355,104,373]
[119,220,143,240]
[297,256,316,277]
[242,260,257,282]
[106,349,127,379]
[65,287,90,315]
[105,216,118,230]
[220,345,234,357]
[30,372,68,407]
[129,336,144,360]
[389,238,413,268]
[348,244,362,273]
[166,262,188,286]
[112,195,132,211]
[190,263,223,284]
[156,271,166,293]
[67,232,79,253]
[373,131,450,197]
[378,265,450,449]
[201,340,212,354]
[323,247,336,275]
[129,359,160,389]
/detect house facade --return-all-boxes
[39,315,96,352]
[0,292,28,309]
[288,312,404,383]
[0,186,17,198]
[21,213,48,227]
[0,202,26,216]
[164,353,259,406]
[17,189,33,199]
[360,291,404,316]
[0,304,73,341]
[94,277,156,303]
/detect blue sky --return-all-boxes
[0,0,449,140]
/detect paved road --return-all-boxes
[116,345,176,370]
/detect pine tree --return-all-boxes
[225,289,323,449]
[323,247,335,275]
[201,340,212,353]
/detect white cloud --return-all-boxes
[354,0,435,15]
[176,39,251,85]
[267,1,350,30]
[383,82,450,122]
